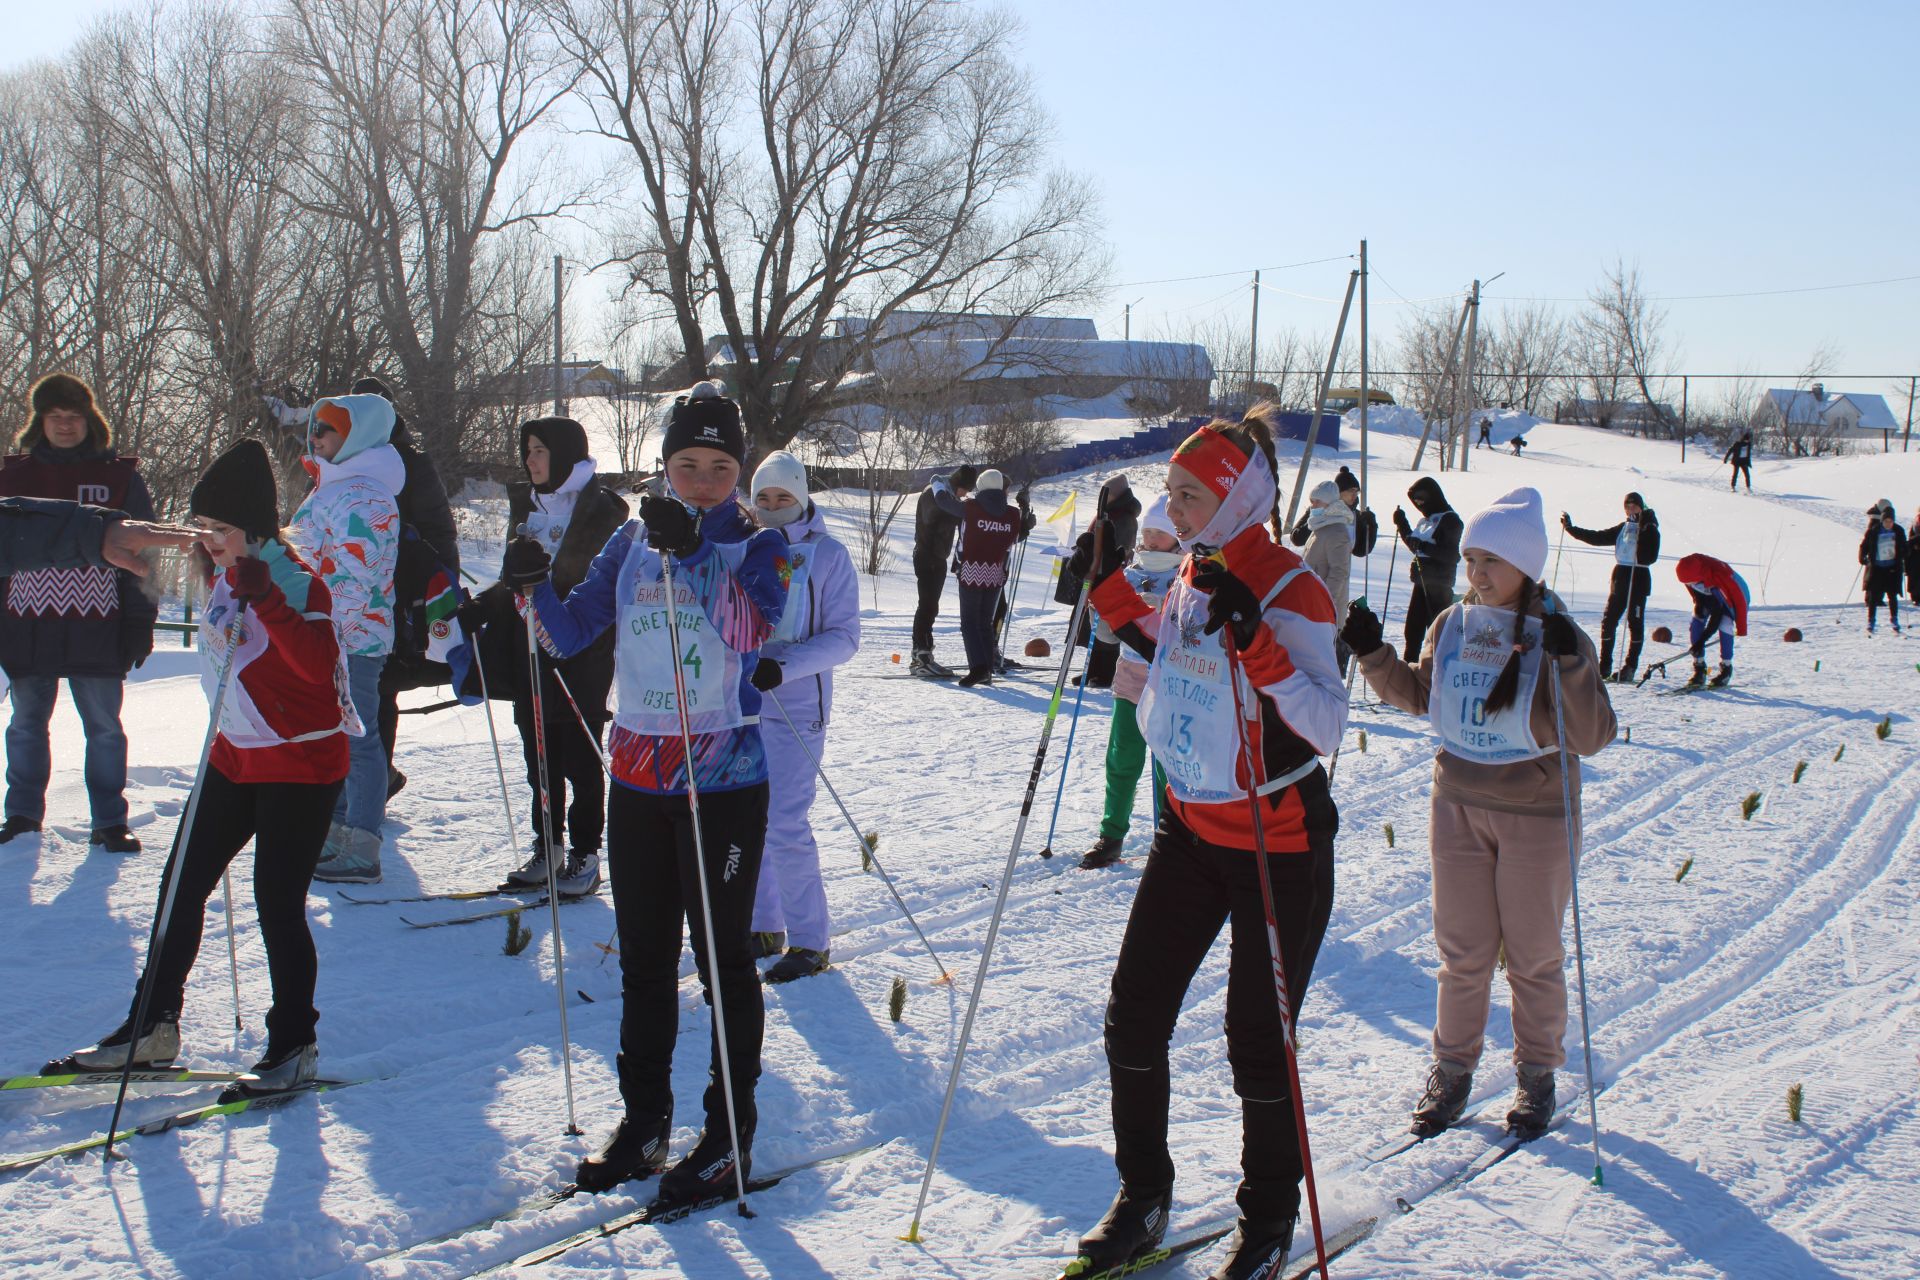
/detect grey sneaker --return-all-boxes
[313,827,382,884]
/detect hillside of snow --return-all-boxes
[0,420,1916,1278]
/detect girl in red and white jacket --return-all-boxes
[51,440,352,1096]
[1065,408,1347,1280]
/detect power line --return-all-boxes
[1110,253,1353,291]
[1487,272,1920,305]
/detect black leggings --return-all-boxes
[1729,461,1751,490]
[516,701,606,853]
[608,781,768,1136]
[1403,564,1455,663]
[1105,801,1337,1223]
[1599,565,1651,673]
[141,767,342,1046]
[911,560,945,654]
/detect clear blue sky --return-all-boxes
[14,0,1918,396]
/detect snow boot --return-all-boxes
[1506,1064,1555,1141]
[751,930,787,960]
[1684,660,1708,689]
[50,1014,181,1073]
[1066,1183,1173,1276]
[90,825,142,854]
[1409,1060,1472,1137]
[1708,662,1733,689]
[763,948,830,984]
[1079,835,1124,870]
[576,1114,671,1193]
[313,826,382,884]
[0,815,41,845]
[957,668,993,688]
[386,767,407,800]
[556,850,601,897]
[1208,1216,1296,1280]
[908,650,954,679]
[226,1042,318,1099]
[655,1126,752,1208]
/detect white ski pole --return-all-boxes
[1546,612,1604,1186]
[471,627,523,859]
[659,546,755,1216]
[766,696,949,983]
[105,607,243,1160]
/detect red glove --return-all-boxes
[226,557,274,604]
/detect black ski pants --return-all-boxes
[911,558,946,655]
[958,583,1000,675]
[1865,567,1902,627]
[141,767,342,1048]
[1599,565,1652,674]
[515,697,606,854]
[1729,461,1751,490]
[1403,562,1456,664]
[608,781,767,1139]
[1105,799,1337,1225]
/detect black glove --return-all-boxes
[1559,511,1572,529]
[1341,599,1386,658]
[639,493,701,557]
[1066,521,1123,588]
[1288,516,1310,547]
[750,657,783,691]
[1541,611,1580,657]
[1392,506,1411,533]
[1193,560,1262,649]
[123,624,154,671]
[502,535,552,587]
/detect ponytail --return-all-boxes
[1239,401,1285,543]
[1481,578,1541,715]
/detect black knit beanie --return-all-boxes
[190,439,280,540]
[950,464,979,490]
[1335,465,1360,495]
[661,382,745,465]
[521,416,590,494]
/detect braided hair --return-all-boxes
[1481,577,1542,715]
[1238,401,1285,544]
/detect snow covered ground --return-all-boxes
[1,421,1916,1278]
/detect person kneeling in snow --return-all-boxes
[51,441,354,1094]
[1674,553,1748,686]
[1346,487,1616,1147]
[1066,407,1346,1280]
[510,382,786,1206]
[745,451,860,983]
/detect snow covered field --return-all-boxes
[1,421,1916,1278]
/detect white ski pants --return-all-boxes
[751,711,833,951]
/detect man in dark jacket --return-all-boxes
[1860,503,1906,634]
[1392,476,1462,663]
[0,374,158,851]
[1076,474,1140,688]
[1561,492,1660,681]
[0,498,191,577]
[909,464,977,677]
[1723,431,1754,491]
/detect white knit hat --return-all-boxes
[751,449,808,506]
[977,468,1006,491]
[1310,479,1340,506]
[1141,492,1176,540]
[1461,486,1549,581]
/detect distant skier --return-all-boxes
[908,464,976,677]
[1477,418,1492,449]
[1345,487,1616,1146]
[1722,431,1754,491]
[1909,504,1920,607]
[1508,435,1528,456]
[1860,502,1906,634]
[1392,477,1463,665]
[1674,553,1749,687]
[1560,493,1660,681]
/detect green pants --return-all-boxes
[1101,696,1166,840]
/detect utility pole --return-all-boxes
[1247,270,1261,401]
[1124,302,1131,342]
[1358,239,1370,513]
[552,255,565,416]
[1681,376,1689,463]
[1282,268,1359,529]
[1906,375,1915,452]
[1457,279,1480,472]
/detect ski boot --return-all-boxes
[1506,1064,1555,1141]
[49,1013,181,1073]
[654,1127,752,1210]
[556,851,601,897]
[224,1042,318,1100]
[957,668,994,688]
[1065,1184,1173,1276]
[1708,663,1733,689]
[1409,1060,1472,1137]
[763,948,830,984]
[1208,1216,1296,1280]
[90,825,142,854]
[1610,664,1635,685]
[751,930,787,960]
[1079,836,1124,870]
[908,650,954,679]
[504,841,554,888]
[576,1114,671,1193]
[1683,660,1708,689]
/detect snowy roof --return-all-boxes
[864,335,1211,382]
[1762,389,1899,431]
[833,311,1100,342]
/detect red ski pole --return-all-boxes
[1222,625,1331,1279]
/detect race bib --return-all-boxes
[1430,604,1549,765]
[767,545,812,645]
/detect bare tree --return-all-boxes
[1478,302,1569,416]
[554,0,1109,456]
[1583,260,1678,437]
[1119,324,1214,425]
[969,398,1067,488]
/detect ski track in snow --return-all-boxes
[0,420,1916,1278]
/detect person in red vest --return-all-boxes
[0,374,157,851]
[945,469,1033,686]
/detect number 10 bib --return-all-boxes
[1430,604,1548,765]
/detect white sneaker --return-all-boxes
[505,845,552,887]
[62,1018,181,1072]
[232,1042,318,1096]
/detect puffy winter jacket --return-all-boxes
[0,498,124,575]
[951,490,1033,589]
[288,395,402,657]
[0,445,157,678]
[913,478,965,570]
[759,501,860,727]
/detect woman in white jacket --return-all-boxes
[746,452,862,983]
